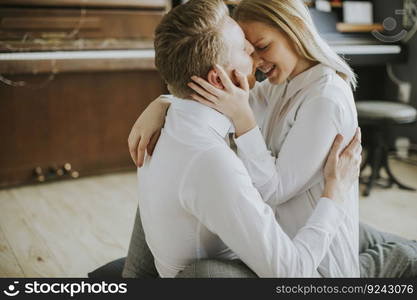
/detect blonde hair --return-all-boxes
[154,0,229,98]
[234,0,357,90]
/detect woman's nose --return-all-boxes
[245,39,255,55]
[251,51,263,68]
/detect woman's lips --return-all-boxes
[258,65,276,78]
[265,65,276,77]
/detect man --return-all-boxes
[124,0,416,278]
[124,0,361,278]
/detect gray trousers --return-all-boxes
[359,223,417,278]
[123,207,417,278]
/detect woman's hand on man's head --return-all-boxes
[188,64,256,137]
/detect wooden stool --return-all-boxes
[357,101,417,196]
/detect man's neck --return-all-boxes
[169,96,234,139]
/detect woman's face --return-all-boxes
[238,20,305,85]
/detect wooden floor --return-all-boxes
[1,158,416,277]
[0,173,139,277]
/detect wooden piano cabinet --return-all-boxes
[0,0,170,188]
[0,8,165,41]
[0,68,166,188]
[0,0,169,9]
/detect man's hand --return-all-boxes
[322,128,362,204]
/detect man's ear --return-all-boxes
[207,69,224,89]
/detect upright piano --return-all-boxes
[0,0,170,188]
[309,7,407,66]
[0,0,408,188]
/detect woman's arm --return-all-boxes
[128,95,172,167]
[126,78,269,168]
[235,97,348,206]
[188,65,355,207]
[181,131,361,277]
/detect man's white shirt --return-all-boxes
[137,98,347,278]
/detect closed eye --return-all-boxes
[256,44,269,51]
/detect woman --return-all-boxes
[129,0,359,277]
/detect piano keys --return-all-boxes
[310,7,407,66]
[329,43,406,66]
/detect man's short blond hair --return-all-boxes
[154,0,229,98]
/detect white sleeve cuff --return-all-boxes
[234,126,268,158]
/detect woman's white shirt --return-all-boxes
[235,63,360,277]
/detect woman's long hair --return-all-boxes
[234,0,357,90]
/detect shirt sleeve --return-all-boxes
[234,97,345,207]
[179,146,347,277]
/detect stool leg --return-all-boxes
[360,149,370,173]
[382,155,416,191]
[359,149,371,185]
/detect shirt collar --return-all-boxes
[284,63,335,100]
[171,97,234,138]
